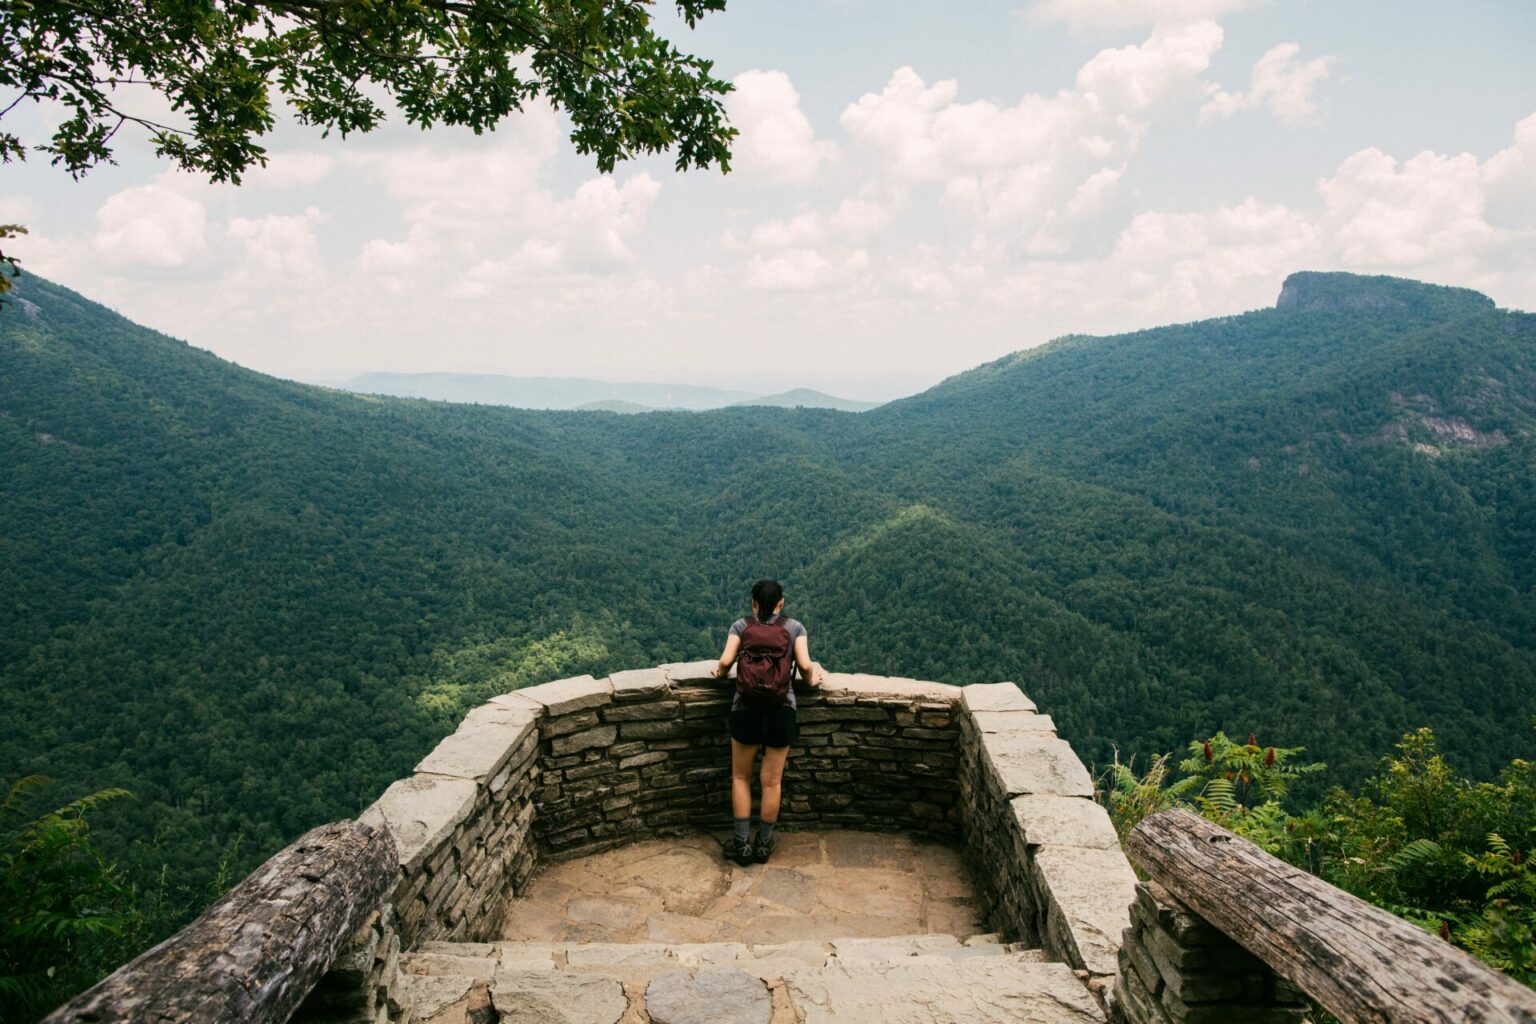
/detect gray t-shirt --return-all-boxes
[728,615,807,710]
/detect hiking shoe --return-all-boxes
[752,834,777,864]
[723,836,754,866]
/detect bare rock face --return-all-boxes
[1276,271,1494,314]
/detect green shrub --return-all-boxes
[0,777,133,1021]
[1100,726,1534,989]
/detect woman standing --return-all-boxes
[712,579,825,864]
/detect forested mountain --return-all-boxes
[2,271,1532,923]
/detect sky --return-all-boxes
[4,0,1535,400]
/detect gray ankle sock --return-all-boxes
[734,817,751,843]
[756,819,777,844]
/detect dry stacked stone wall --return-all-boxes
[1112,881,1309,1024]
[955,682,1136,991]
[530,664,967,859]
[297,664,1135,1024]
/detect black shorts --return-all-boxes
[729,705,797,748]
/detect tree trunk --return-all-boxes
[44,819,397,1024]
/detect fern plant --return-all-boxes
[0,776,133,1022]
[1458,829,1535,985]
[1098,751,1203,845]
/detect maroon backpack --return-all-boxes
[735,616,795,708]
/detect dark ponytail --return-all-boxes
[751,578,783,622]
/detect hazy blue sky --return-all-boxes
[5,0,1534,399]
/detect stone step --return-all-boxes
[400,937,1099,1024]
[407,932,1029,976]
[782,955,1106,1024]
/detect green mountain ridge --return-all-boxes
[2,270,1533,934]
[576,399,657,413]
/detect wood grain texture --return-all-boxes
[1128,808,1536,1024]
[43,819,397,1024]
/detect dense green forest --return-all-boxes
[2,271,1533,956]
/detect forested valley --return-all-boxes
[2,270,1533,1000]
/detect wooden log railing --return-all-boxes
[43,819,397,1024]
[1127,808,1536,1024]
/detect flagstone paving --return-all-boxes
[499,830,986,945]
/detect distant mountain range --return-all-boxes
[730,388,882,413]
[5,268,1534,966]
[329,372,882,413]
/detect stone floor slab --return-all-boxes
[490,969,627,1024]
[645,968,772,1024]
[647,911,723,944]
[757,868,817,914]
[501,831,985,946]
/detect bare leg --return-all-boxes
[731,739,758,820]
[758,746,789,823]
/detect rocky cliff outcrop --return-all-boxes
[1276,271,1495,314]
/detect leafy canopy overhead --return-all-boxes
[0,0,736,181]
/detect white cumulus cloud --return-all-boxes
[1201,42,1333,124]
[1103,197,1321,311]
[92,178,208,270]
[1075,19,1225,113]
[1320,148,1493,267]
[350,104,661,283]
[737,195,897,253]
[358,235,430,277]
[562,174,663,270]
[227,208,327,277]
[1482,111,1536,228]
[828,21,1220,255]
[729,191,895,293]
[726,70,836,183]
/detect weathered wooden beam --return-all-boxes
[1127,808,1536,1024]
[44,819,398,1024]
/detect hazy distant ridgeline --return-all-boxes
[2,270,1533,927]
[333,371,882,413]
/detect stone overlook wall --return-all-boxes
[530,664,965,858]
[957,685,1137,989]
[295,664,1136,1024]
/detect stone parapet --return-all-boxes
[532,668,967,859]
[956,684,1133,988]
[285,668,1133,1023]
